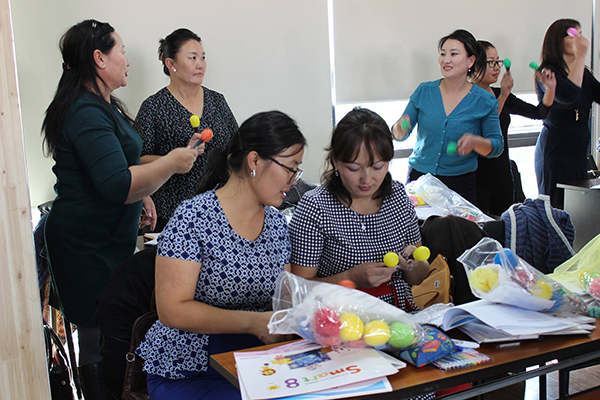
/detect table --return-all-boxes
[210,320,600,400]
[557,178,600,252]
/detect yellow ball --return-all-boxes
[413,246,431,262]
[363,320,391,347]
[190,114,200,127]
[469,267,499,292]
[383,252,399,268]
[339,313,364,342]
[533,280,553,300]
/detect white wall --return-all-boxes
[12,0,333,209]
[333,0,593,102]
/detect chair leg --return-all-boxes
[538,365,547,400]
[64,320,83,399]
[559,369,570,398]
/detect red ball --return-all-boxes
[339,279,356,289]
[588,278,600,300]
[313,309,341,337]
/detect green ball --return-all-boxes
[447,142,457,155]
[529,61,540,70]
[388,321,416,348]
[503,58,511,69]
[400,119,410,131]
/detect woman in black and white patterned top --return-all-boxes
[289,108,430,311]
[135,28,238,230]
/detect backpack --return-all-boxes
[411,254,453,309]
[501,195,575,274]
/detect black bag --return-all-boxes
[121,310,158,400]
[44,323,74,400]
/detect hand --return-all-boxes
[139,196,157,230]
[250,312,293,345]
[456,133,479,156]
[536,68,556,90]
[573,35,589,59]
[347,261,397,288]
[165,147,198,174]
[393,115,411,140]
[397,245,416,272]
[187,133,206,156]
[499,70,514,97]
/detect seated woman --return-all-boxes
[135,28,238,231]
[289,108,429,312]
[136,111,306,400]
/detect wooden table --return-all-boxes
[211,320,600,399]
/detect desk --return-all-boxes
[211,321,600,400]
[557,178,600,252]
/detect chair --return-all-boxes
[94,246,157,399]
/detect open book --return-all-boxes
[439,300,595,343]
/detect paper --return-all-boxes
[235,340,397,400]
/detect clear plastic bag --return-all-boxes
[268,271,424,350]
[407,173,488,222]
[457,237,587,314]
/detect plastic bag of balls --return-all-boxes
[408,173,488,222]
[548,233,600,317]
[457,237,587,314]
[268,271,424,351]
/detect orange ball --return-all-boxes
[200,128,213,142]
[339,279,356,289]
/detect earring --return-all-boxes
[251,170,256,178]
[173,68,177,73]
[334,169,339,177]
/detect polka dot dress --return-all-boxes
[289,181,421,311]
[134,87,238,221]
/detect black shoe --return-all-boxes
[78,362,112,400]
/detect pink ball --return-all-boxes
[588,278,600,300]
[313,309,341,337]
[408,194,418,206]
[514,268,536,288]
[315,333,342,347]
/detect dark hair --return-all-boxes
[438,29,487,82]
[159,28,202,76]
[477,40,495,52]
[41,19,132,156]
[541,19,580,75]
[197,111,307,194]
[323,107,394,206]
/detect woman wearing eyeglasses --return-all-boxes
[392,29,503,206]
[474,40,556,216]
[136,111,305,399]
[289,108,430,317]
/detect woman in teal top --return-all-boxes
[393,30,503,205]
[41,19,200,400]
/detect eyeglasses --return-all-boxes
[486,60,504,68]
[268,157,303,184]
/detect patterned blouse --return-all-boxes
[136,190,291,379]
[134,87,238,221]
[289,181,422,310]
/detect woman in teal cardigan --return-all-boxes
[41,19,200,400]
[393,29,503,205]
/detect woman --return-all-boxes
[42,20,199,399]
[474,40,556,216]
[135,28,238,231]
[392,29,503,205]
[290,108,429,312]
[535,19,600,208]
[136,111,306,399]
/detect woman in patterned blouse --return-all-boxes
[136,111,306,399]
[135,28,238,231]
[289,108,429,311]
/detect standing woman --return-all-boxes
[474,40,556,216]
[135,28,238,231]
[42,20,199,399]
[392,29,503,205]
[535,19,600,208]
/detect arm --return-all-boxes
[155,255,278,343]
[392,100,417,141]
[567,35,589,88]
[496,71,514,114]
[459,97,503,158]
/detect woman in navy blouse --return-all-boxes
[137,111,306,399]
[392,29,503,205]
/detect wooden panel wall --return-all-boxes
[0,0,52,398]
